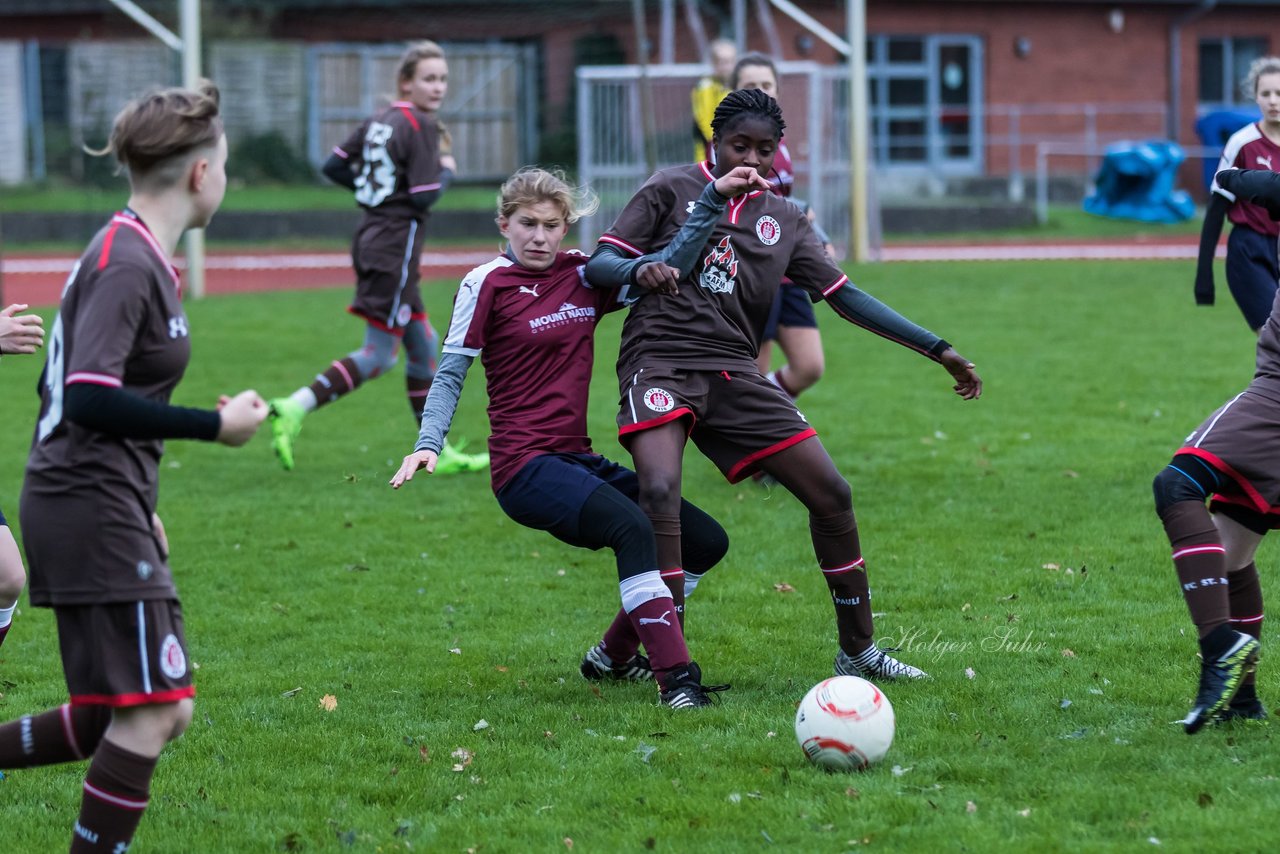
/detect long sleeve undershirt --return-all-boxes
[64,383,221,441]
[414,351,473,455]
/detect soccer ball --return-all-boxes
[794,675,895,771]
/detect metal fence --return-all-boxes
[3,38,536,186]
[576,61,853,253]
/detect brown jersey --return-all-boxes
[600,162,846,374]
[332,101,442,222]
[1253,286,1280,395]
[22,211,192,605]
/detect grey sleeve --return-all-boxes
[826,282,949,361]
[414,351,475,453]
[584,181,729,289]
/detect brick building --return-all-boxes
[2,0,1277,189]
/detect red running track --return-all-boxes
[1,239,1220,309]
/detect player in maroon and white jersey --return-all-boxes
[0,82,266,853]
[588,89,982,684]
[0,302,45,651]
[732,54,832,416]
[392,166,768,709]
[1157,167,1280,732]
[267,41,485,473]
[1195,57,1280,331]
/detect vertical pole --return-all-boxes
[631,0,658,176]
[846,0,870,262]
[180,0,206,298]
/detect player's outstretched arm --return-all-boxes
[827,283,982,399]
[0,303,44,355]
[1215,168,1280,217]
[391,350,473,489]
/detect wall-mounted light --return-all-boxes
[1014,36,1032,59]
[1108,8,1125,34]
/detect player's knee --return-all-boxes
[637,476,682,513]
[1152,463,1211,515]
[0,535,26,601]
[168,698,195,741]
[683,518,729,573]
[807,472,852,516]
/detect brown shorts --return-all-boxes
[348,215,427,334]
[56,600,194,708]
[617,366,817,483]
[1179,385,1280,515]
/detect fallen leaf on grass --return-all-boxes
[965,801,977,814]
[1060,699,1072,709]
[564,838,574,850]
[774,583,795,593]
[451,747,473,772]
[1043,562,1060,570]
[845,787,860,799]
[419,746,430,762]
[1018,808,1031,817]
[1062,649,1076,658]
[1197,792,1213,807]
[319,694,338,712]
[449,648,462,655]
[473,719,490,731]
[891,765,911,777]
[964,668,976,679]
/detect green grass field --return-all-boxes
[1,259,1277,852]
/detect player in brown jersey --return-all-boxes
[267,41,486,474]
[392,166,768,708]
[0,82,267,853]
[1195,57,1280,331]
[1156,167,1280,733]
[0,302,45,650]
[588,89,982,684]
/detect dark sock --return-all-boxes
[599,609,641,664]
[1228,561,1264,688]
[307,357,364,408]
[1160,501,1230,638]
[629,596,689,674]
[0,704,111,769]
[70,739,158,853]
[0,623,9,649]
[407,376,432,421]
[810,510,873,655]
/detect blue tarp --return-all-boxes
[1082,140,1195,223]
[1195,109,1261,189]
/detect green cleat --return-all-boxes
[267,397,305,471]
[434,438,490,475]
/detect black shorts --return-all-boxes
[56,599,194,708]
[348,215,428,334]
[618,366,817,483]
[1225,225,1279,331]
[496,453,639,549]
[762,282,819,342]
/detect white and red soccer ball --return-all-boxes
[795,676,895,771]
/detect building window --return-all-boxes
[1199,37,1269,110]
[866,34,982,173]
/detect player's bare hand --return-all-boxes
[939,348,982,400]
[390,450,438,488]
[216,390,268,446]
[440,154,458,174]
[0,304,45,355]
[713,166,771,199]
[151,512,169,560]
[635,261,680,295]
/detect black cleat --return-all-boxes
[1217,696,1268,723]
[579,644,653,682]
[1183,630,1260,734]
[657,662,730,709]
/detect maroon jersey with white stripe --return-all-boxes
[24,211,190,602]
[333,101,442,221]
[1215,123,1280,237]
[443,251,623,492]
[601,162,844,373]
